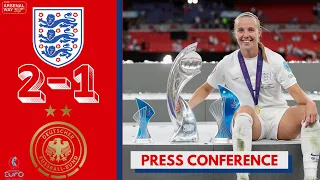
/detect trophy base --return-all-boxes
[210,137,231,144]
[169,120,199,143]
[133,138,154,144]
[169,130,199,143]
[169,131,199,143]
[169,136,198,143]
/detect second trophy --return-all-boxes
[209,84,240,143]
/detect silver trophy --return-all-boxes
[166,42,202,142]
[133,98,155,143]
[209,84,240,143]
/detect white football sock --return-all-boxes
[232,113,253,180]
[301,120,320,179]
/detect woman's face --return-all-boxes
[234,16,261,51]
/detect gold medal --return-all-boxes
[254,105,260,114]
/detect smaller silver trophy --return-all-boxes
[209,85,240,143]
[133,98,155,143]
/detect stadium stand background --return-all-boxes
[123,0,320,63]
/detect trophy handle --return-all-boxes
[166,43,202,142]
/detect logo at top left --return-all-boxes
[2,1,27,14]
[33,7,84,68]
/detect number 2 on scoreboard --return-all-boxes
[18,64,46,103]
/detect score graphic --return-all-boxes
[18,64,99,103]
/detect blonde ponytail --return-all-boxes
[258,42,268,63]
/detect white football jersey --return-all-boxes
[207,48,297,109]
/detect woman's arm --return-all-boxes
[287,83,318,127]
[287,83,313,105]
[188,82,215,109]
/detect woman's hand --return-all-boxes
[304,100,318,127]
[286,84,318,127]
[175,101,181,113]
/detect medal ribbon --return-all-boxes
[238,48,263,106]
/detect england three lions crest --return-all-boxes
[33,7,83,68]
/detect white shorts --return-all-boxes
[257,107,289,140]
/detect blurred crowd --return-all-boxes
[123,1,320,61]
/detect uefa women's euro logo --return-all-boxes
[33,7,83,68]
[4,156,24,179]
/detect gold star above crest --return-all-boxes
[45,105,56,117]
[61,105,72,117]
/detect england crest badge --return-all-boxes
[33,7,83,68]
